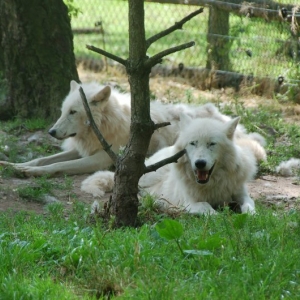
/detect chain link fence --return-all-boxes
[69,0,300,97]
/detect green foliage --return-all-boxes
[17,186,46,202]
[0,118,57,166]
[1,207,300,299]
[1,117,49,133]
[155,218,183,240]
[64,0,81,18]
[0,164,25,179]
[155,218,222,257]
[233,213,248,229]
[17,176,52,201]
[185,89,194,103]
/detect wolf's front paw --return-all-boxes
[187,202,217,215]
[12,166,46,177]
[0,161,12,166]
[241,202,256,214]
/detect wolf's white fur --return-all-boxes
[81,116,266,215]
[276,158,300,176]
[0,81,231,177]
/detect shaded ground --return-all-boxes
[0,68,299,215]
[0,175,94,215]
[0,170,298,215]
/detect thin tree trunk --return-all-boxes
[85,2,203,227]
[0,0,79,120]
[109,1,154,227]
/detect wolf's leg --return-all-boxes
[240,197,255,214]
[0,149,80,167]
[19,149,80,166]
[234,186,256,214]
[186,202,217,215]
[9,150,113,177]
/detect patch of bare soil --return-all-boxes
[0,67,299,215]
[248,175,300,210]
[0,175,300,214]
[0,175,99,215]
[0,169,298,215]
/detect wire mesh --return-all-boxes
[69,0,300,86]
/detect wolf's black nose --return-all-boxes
[48,129,56,137]
[195,159,206,169]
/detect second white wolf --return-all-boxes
[82,115,266,215]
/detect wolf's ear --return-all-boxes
[70,80,79,92]
[91,86,111,105]
[180,113,192,129]
[226,117,240,139]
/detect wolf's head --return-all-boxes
[48,81,111,140]
[177,114,240,184]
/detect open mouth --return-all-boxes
[195,163,215,184]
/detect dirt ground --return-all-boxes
[0,173,299,215]
[0,67,299,215]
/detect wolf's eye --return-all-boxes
[190,141,196,146]
[70,110,77,115]
[209,142,216,147]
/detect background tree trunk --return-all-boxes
[0,0,79,120]
[206,5,231,71]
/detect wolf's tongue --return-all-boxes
[197,170,209,181]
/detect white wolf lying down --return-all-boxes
[81,115,266,215]
[0,81,231,177]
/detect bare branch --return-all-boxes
[145,41,195,69]
[79,87,118,164]
[144,149,186,174]
[146,8,204,49]
[154,122,171,130]
[86,45,127,66]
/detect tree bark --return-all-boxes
[206,5,231,71]
[0,0,79,120]
[109,1,154,227]
[85,3,202,227]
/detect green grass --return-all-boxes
[1,117,50,132]
[71,0,206,65]
[0,117,57,164]
[219,100,300,173]
[70,0,299,81]
[16,176,74,202]
[1,204,300,299]
[0,103,299,297]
